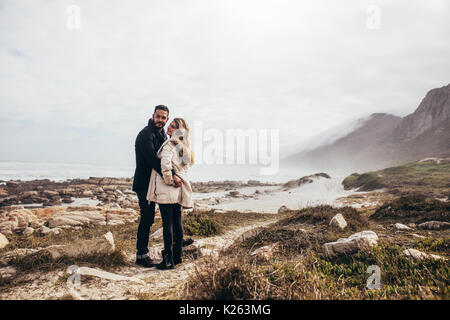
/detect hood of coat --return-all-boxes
[168,128,192,165]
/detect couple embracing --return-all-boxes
[132,105,194,270]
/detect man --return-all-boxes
[132,105,183,267]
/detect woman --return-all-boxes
[147,118,194,270]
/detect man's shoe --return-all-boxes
[182,238,194,247]
[135,256,157,268]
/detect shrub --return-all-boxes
[342,173,386,191]
[371,194,450,222]
[184,217,222,237]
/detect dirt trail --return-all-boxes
[0,219,277,300]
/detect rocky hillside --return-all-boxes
[283,84,450,173]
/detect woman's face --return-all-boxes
[167,121,178,136]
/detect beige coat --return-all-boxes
[146,130,193,208]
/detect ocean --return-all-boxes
[0,161,317,183]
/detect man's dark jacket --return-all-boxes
[132,118,168,192]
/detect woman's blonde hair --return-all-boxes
[172,118,195,165]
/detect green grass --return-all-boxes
[183,207,450,300]
[342,158,450,192]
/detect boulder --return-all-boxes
[39,226,61,235]
[62,197,74,204]
[20,191,39,198]
[0,266,16,279]
[402,248,446,261]
[323,231,378,257]
[43,190,59,197]
[228,191,242,198]
[417,221,450,230]
[43,232,115,260]
[81,190,94,197]
[278,205,290,214]
[394,223,411,230]
[22,227,34,236]
[0,232,9,249]
[0,220,18,235]
[330,213,347,230]
[46,216,86,228]
[6,181,20,188]
[0,248,40,266]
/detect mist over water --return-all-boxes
[0,161,339,183]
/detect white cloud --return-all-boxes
[0,0,449,166]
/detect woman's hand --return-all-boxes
[173,174,183,187]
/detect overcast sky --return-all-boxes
[0,0,449,167]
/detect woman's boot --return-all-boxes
[156,250,174,270]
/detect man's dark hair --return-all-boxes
[154,105,169,115]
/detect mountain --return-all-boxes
[283,84,450,173]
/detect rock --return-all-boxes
[22,227,34,236]
[62,197,74,204]
[71,266,144,284]
[20,191,39,198]
[0,233,9,249]
[123,189,134,195]
[0,220,18,235]
[0,266,16,279]
[0,248,40,266]
[6,181,20,188]
[102,185,117,192]
[149,227,163,240]
[411,234,426,239]
[46,216,86,228]
[43,232,115,260]
[394,223,412,230]
[228,191,241,197]
[39,226,61,235]
[213,209,226,214]
[402,248,446,261]
[278,205,290,214]
[43,190,59,197]
[81,190,94,197]
[29,220,43,229]
[330,213,347,230]
[104,203,121,210]
[250,243,278,260]
[0,188,8,197]
[323,231,378,257]
[417,221,450,230]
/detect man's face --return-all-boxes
[152,110,169,128]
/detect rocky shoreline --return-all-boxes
[0,177,280,208]
[0,177,285,239]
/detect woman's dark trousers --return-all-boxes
[159,203,183,263]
